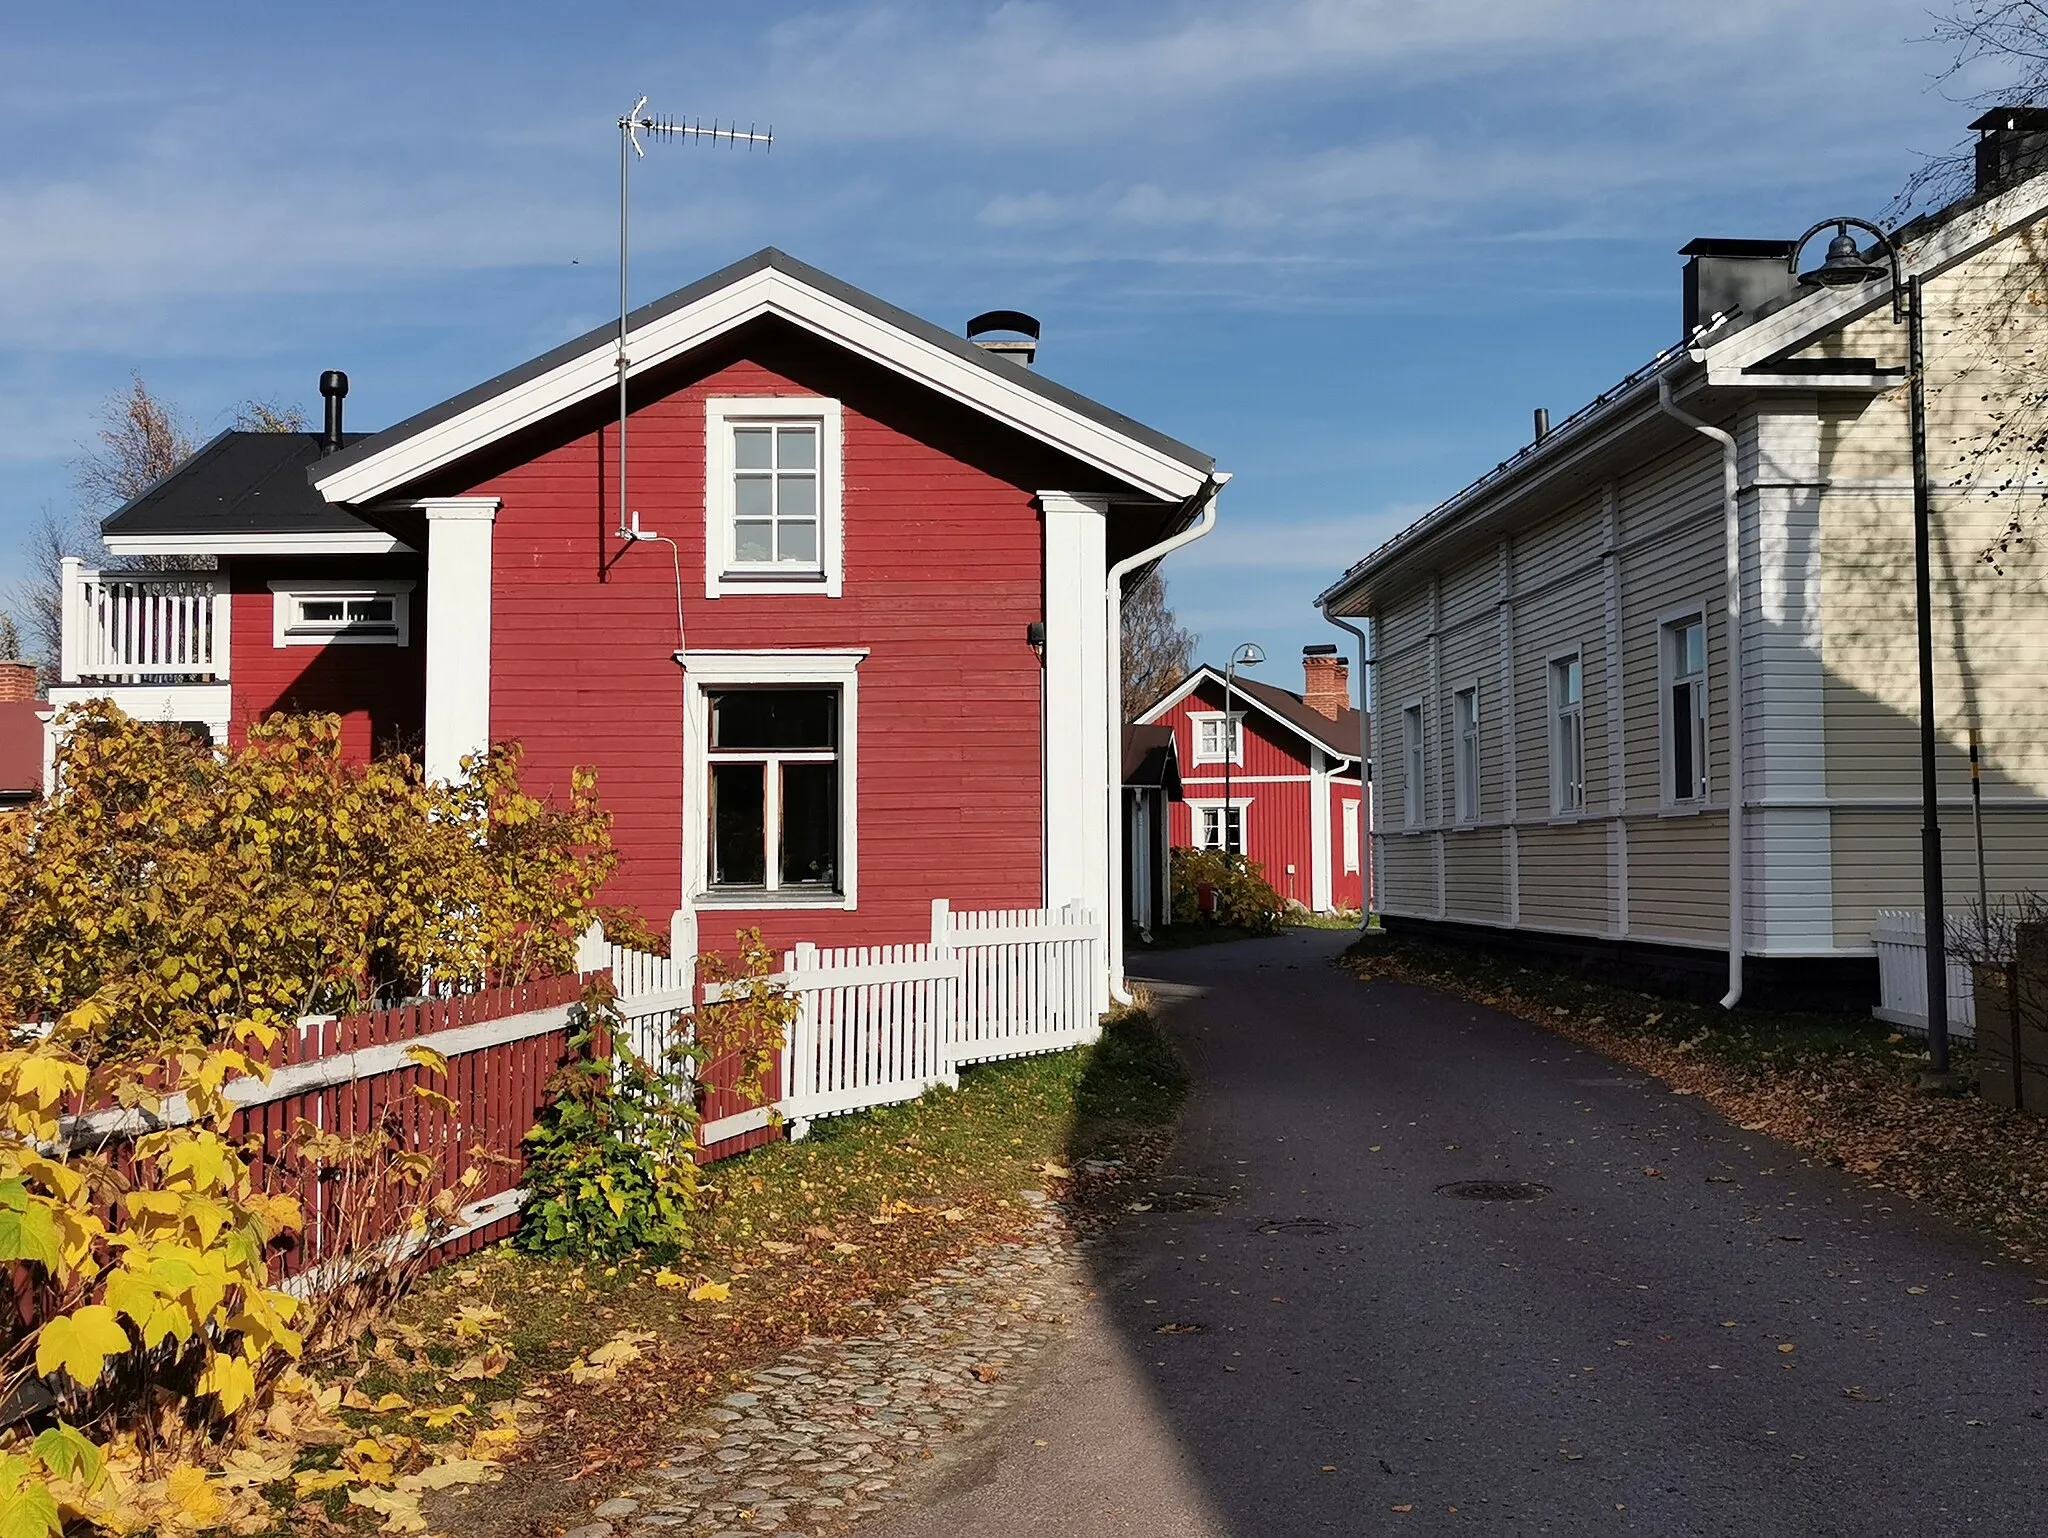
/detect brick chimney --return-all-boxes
[0,662,37,704]
[1302,644,1348,719]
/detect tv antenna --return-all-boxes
[616,97,773,542]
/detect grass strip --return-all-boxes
[1343,935,2048,1268]
[283,1009,1187,1538]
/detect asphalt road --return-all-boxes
[868,927,2048,1538]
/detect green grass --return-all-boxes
[1129,922,1274,951]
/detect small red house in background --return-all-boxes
[50,249,1228,1005]
[1136,647,1369,915]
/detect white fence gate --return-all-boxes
[586,901,1103,1146]
[1871,910,1979,1038]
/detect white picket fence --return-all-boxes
[1871,909,1980,1038]
[582,900,1102,1148]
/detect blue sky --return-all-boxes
[0,1,2008,707]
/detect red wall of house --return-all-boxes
[225,556,428,761]
[1152,678,1364,912]
[446,324,1074,959]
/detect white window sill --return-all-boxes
[1658,801,1712,819]
[1547,811,1590,826]
[695,889,852,911]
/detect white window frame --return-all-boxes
[1659,605,1710,807]
[1187,797,1252,854]
[704,396,845,599]
[1342,798,1361,874]
[1451,681,1481,825]
[1400,701,1425,829]
[268,578,415,647]
[1547,649,1585,817]
[1188,710,1244,767]
[680,649,865,910]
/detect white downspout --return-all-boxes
[1321,606,1375,931]
[1657,377,1744,1009]
[1106,471,1229,1006]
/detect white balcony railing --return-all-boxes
[59,556,228,684]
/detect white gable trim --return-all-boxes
[104,531,412,557]
[1136,666,1359,764]
[1702,172,2048,382]
[312,267,1209,508]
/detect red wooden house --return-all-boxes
[1136,647,1369,915]
[49,250,1227,1005]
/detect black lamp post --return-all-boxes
[1223,643,1264,860]
[1788,218,1952,1079]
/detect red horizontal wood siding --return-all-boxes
[224,556,427,761]
[442,321,1103,961]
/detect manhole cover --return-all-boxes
[1143,1189,1227,1212]
[1436,1180,1551,1202]
[1254,1217,1353,1236]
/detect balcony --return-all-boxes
[50,557,232,739]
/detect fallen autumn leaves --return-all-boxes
[1345,936,2048,1265]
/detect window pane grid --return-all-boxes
[732,422,820,568]
[1551,657,1584,814]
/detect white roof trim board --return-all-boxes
[312,256,1212,507]
[1136,665,1360,762]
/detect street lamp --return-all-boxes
[1788,218,1953,1081]
[1223,643,1265,863]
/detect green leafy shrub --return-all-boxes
[517,980,701,1260]
[1169,847,1284,933]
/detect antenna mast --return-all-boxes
[617,98,773,541]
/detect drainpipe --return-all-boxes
[1320,606,1375,930]
[1105,471,1230,1007]
[1657,377,1744,1009]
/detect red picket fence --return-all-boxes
[233,974,586,1281]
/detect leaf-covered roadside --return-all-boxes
[1343,936,2048,1264]
[297,1009,1188,1538]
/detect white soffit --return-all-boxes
[103,532,413,556]
[312,268,1210,507]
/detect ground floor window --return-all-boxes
[707,687,840,893]
[1194,803,1245,854]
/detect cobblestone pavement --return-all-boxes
[560,1194,1090,1538]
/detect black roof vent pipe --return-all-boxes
[1533,407,1551,442]
[319,370,349,456]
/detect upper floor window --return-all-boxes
[269,579,414,647]
[1453,685,1480,824]
[704,397,844,598]
[1549,653,1584,815]
[1401,703,1424,828]
[1191,712,1244,766]
[1664,615,1708,804]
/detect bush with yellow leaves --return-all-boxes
[0,703,618,1053]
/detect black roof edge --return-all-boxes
[1678,238,1797,258]
[313,247,1214,494]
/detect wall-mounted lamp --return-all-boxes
[1026,621,1046,659]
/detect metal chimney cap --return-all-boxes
[319,370,349,399]
[966,310,1041,342]
[1303,643,1339,656]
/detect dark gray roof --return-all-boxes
[315,248,1214,492]
[1169,666,1367,761]
[101,430,382,539]
[1231,673,1367,761]
[1123,724,1182,796]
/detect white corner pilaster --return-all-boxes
[1039,492,1110,956]
[420,498,499,783]
[1737,401,1834,952]
[1309,746,1334,912]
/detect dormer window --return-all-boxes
[705,397,845,598]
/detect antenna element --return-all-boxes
[616,98,774,542]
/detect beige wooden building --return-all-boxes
[1318,121,2048,1007]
